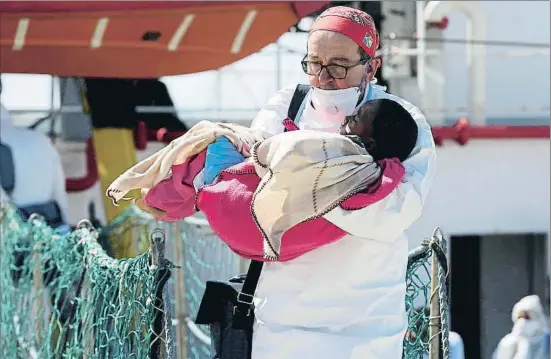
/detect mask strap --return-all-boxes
[357,60,373,106]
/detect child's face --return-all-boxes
[339,105,374,147]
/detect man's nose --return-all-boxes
[318,67,334,85]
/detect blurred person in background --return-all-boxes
[493,295,550,359]
[1,77,74,322]
[448,331,465,359]
[0,78,70,232]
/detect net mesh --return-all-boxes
[0,202,174,359]
[101,207,241,359]
[403,237,450,359]
[1,202,449,359]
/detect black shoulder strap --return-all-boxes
[234,260,264,315]
[0,142,15,196]
[287,84,311,122]
[233,86,312,315]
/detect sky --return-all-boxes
[1,1,549,128]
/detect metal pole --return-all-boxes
[423,1,487,125]
[31,252,48,349]
[8,103,547,116]
[172,222,188,359]
[49,76,57,139]
[429,237,442,359]
[50,76,56,112]
[216,69,222,121]
[149,229,173,359]
[465,9,486,126]
[416,1,426,112]
[276,40,282,91]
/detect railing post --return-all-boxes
[428,227,449,359]
[428,239,441,359]
[149,228,174,359]
[172,221,188,359]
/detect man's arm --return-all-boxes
[250,84,436,242]
[324,95,437,242]
[201,84,297,184]
[250,84,298,138]
[491,334,517,359]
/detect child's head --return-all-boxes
[340,98,418,162]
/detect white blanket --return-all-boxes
[251,130,381,260]
[107,120,263,205]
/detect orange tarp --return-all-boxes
[0,1,327,78]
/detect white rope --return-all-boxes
[183,215,210,227]
[172,316,212,346]
[13,315,38,359]
[379,46,551,58]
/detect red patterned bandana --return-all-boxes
[310,6,379,58]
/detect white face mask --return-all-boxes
[512,318,544,338]
[307,86,361,126]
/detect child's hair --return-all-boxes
[363,98,418,162]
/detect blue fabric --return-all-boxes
[203,136,244,185]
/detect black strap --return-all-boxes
[235,260,264,315]
[0,142,15,195]
[233,85,312,316]
[233,84,312,313]
[287,84,311,122]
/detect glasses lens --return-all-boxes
[326,65,347,79]
[300,61,308,74]
[302,61,322,75]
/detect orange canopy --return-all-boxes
[0,1,327,78]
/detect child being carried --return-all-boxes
[244,98,418,259]
[108,98,418,261]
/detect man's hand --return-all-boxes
[135,188,167,218]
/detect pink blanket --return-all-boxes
[144,151,206,222]
[145,123,406,261]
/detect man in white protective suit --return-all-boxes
[493,295,550,359]
[198,6,437,359]
[0,79,70,229]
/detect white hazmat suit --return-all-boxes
[493,295,550,359]
[249,83,437,359]
[0,103,69,223]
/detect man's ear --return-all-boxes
[367,57,382,81]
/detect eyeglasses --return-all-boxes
[301,55,369,80]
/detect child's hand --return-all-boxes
[204,136,245,185]
[135,188,167,218]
